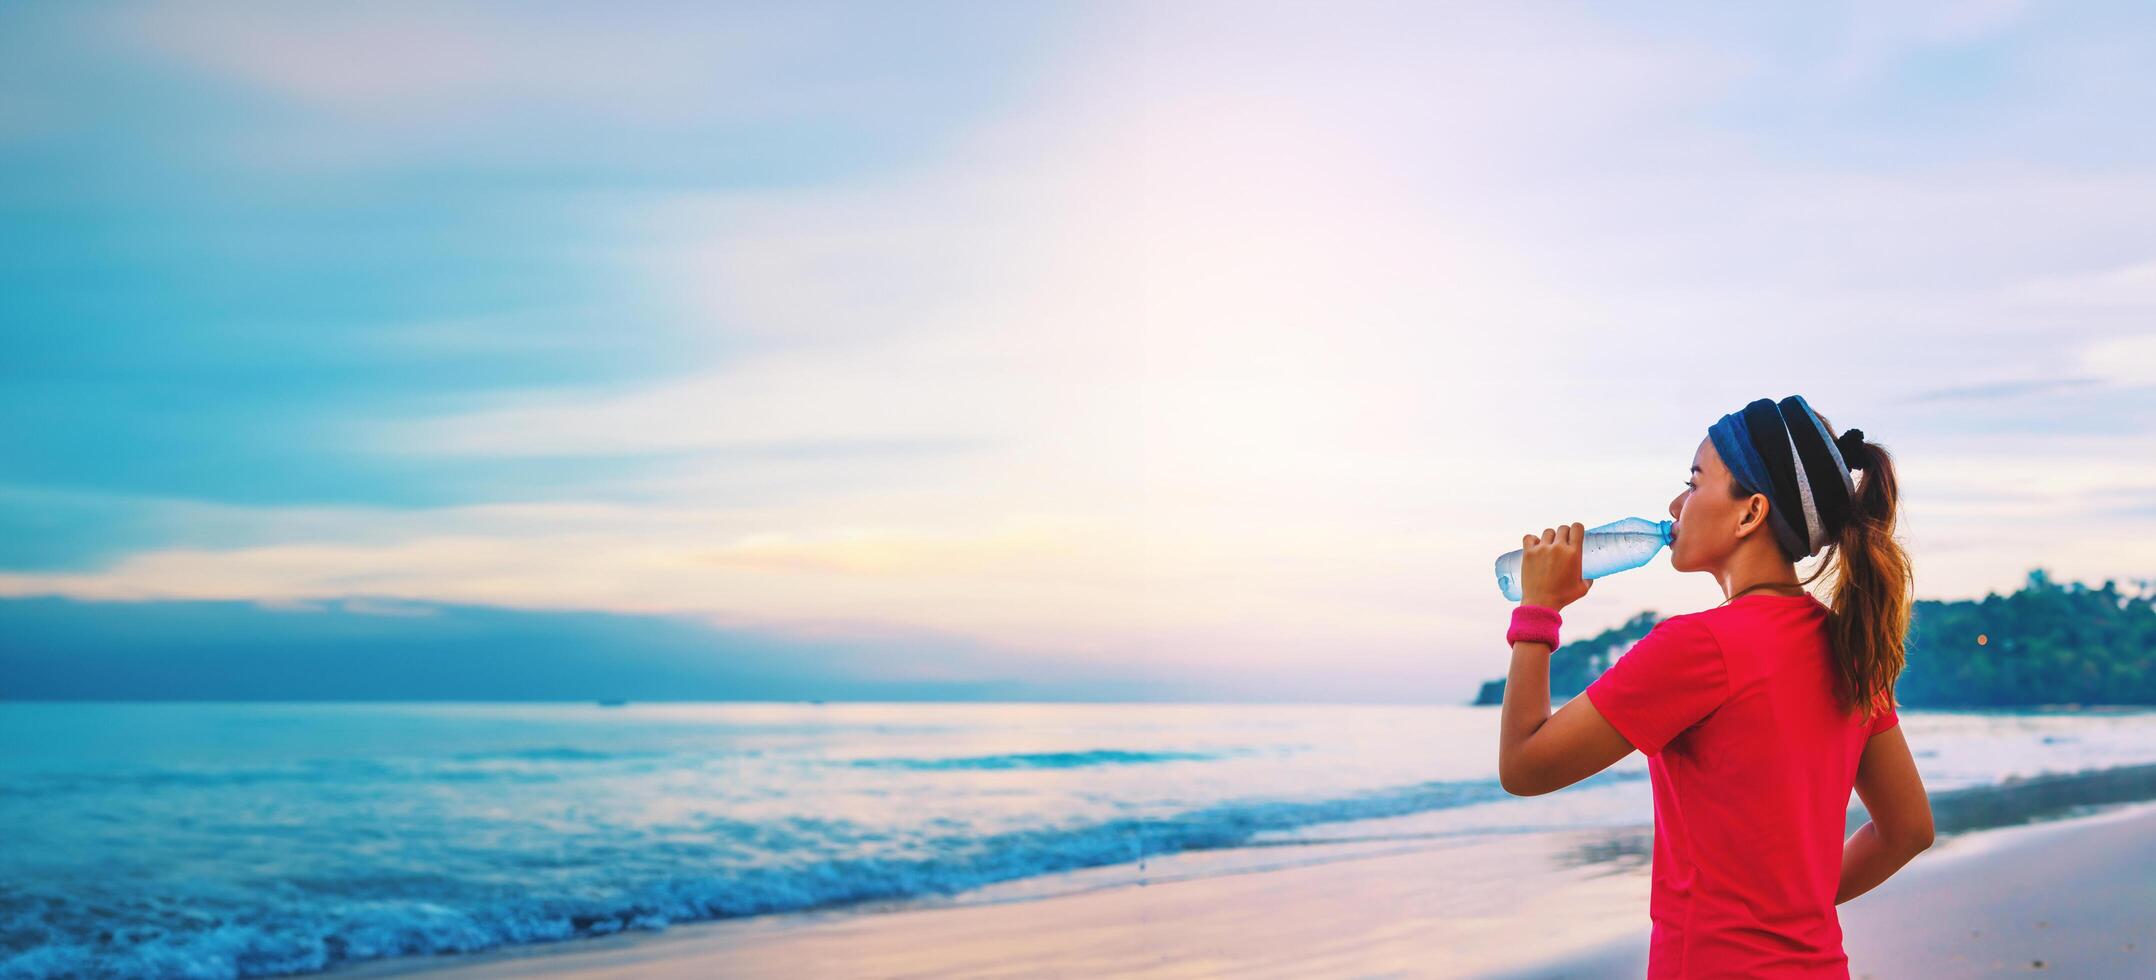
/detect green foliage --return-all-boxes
[1900,569,2156,707]
[1473,570,2156,708]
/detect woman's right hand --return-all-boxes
[1520,522,1594,611]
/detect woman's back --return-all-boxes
[1583,591,1899,977]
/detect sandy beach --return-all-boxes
[1492,799,2156,979]
[335,796,2156,980]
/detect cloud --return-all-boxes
[2078,333,2156,387]
[91,0,1072,175]
[2004,257,2156,315]
[6,2,2156,700]
[1904,377,2104,402]
[0,595,1151,701]
[1819,0,2033,86]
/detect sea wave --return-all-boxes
[845,748,1228,770]
[0,770,1629,980]
[3,760,573,797]
[449,746,670,763]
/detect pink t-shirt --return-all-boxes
[1583,592,1900,979]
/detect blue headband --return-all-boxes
[1708,395,1863,559]
[1708,410,1773,512]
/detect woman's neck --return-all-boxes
[1716,552,1803,603]
[1721,579,1807,605]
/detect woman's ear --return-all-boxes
[1738,494,1768,538]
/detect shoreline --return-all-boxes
[333,822,1660,979]
[332,794,2156,979]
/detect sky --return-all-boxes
[3,1,2154,702]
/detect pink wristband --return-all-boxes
[1507,604,1563,651]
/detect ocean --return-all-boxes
[4,701,2155,979]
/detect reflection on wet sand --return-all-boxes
[1550,761,2156,877]
[1853,760,2156,837]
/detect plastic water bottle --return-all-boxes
[1494,517,1674,602]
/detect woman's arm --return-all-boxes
[1498,637,1636,795]
[1497,523,1635,796]
[1836,724,1934,903]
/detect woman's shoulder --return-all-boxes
[1636,611,1722,652]
[1650,597,1812,642]
[1685,593,1827,628]
[1670,596,1830,671]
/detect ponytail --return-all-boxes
[1795,421,1912,724]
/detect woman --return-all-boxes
[1493,395,1935,978]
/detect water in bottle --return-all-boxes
[1494,517,1674,602]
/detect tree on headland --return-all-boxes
[1474,569,2156,708]
[1897,569,2156,707]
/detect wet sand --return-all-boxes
[339,778,2156,979]
[1492,799,2156,979]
